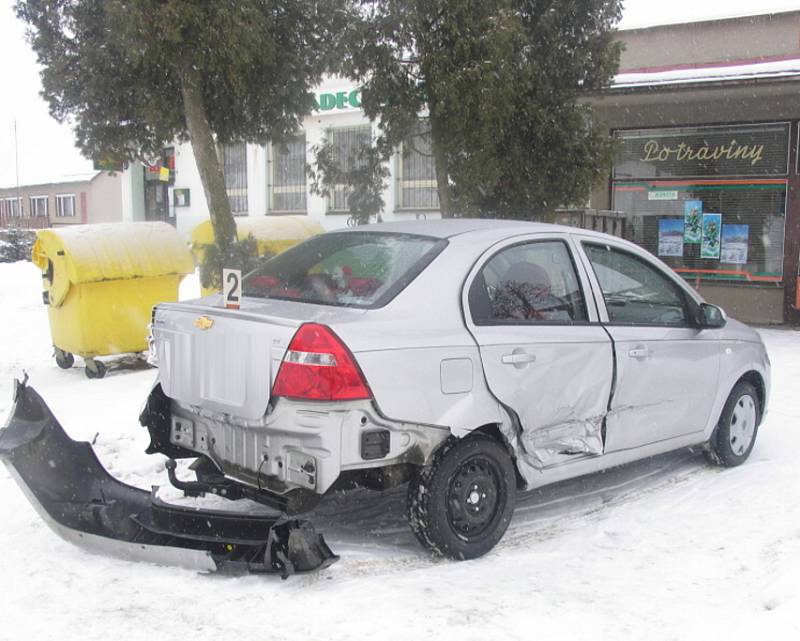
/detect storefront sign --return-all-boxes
[648,190,678,201]
[641,140,764,166]
[314,89,361,112]
[614,122,790,179]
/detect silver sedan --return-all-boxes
[147,219,770,560]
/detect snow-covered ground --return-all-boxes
[1,259,799,641]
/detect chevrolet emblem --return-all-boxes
[194,315,214,330]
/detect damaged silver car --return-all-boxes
[144,219,770,560]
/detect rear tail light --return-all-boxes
[271,323,371,401]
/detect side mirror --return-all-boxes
[698,303,726,329]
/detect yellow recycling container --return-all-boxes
[190,215,324,296]
[32,222,194,379]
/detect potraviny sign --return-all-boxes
[614,122,790,179]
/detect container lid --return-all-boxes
[32,222,194,306]
[190,215,324,246]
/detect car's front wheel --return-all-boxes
[407,434,516,560]
[706,380,761,467]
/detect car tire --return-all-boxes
[407,434,516,560]
[706,381,760,467]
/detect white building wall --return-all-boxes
[171,141,210,237]
[121,76,441,239]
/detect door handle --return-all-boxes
[628,346,651,359]
[501,352,537,365]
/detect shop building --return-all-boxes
[587,9,800,324]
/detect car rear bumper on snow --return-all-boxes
[153,386,450,498]
[0,378,338,577]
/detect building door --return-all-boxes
[144,179,169,223]
[143,148,175,225]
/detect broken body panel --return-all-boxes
[0,380,338,577]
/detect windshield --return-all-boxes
[242,231,446,308]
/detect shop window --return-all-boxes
[611,123,789,285]
[326,125,372,212]
[397,122,439,211]
[269,134,307,212]
[222,142,248,215]
[55,194,75,217]
[30,196,48,217]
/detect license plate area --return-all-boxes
[171,417,209,452]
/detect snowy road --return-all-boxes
[1,260,799,641]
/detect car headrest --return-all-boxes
[501,262,551,290]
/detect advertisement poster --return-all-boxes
[720,224,750,264]
[683,200,703,243]
[658,219,684,257]
[701,213,722,259]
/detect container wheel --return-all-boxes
[84,359,107,379]
[54,349,74,370]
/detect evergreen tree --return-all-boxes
[316,0,622,221]
[16,0,348,253]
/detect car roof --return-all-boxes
[329,218,567,239]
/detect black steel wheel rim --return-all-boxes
[446,455,502,541]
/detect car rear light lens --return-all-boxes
[272,323,371,401]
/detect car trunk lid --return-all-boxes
[151,297,366,420]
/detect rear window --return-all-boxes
[242,231,446,308]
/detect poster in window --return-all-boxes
[701,213,722,259]
[683,200,703,244]
[658,219,684,257]
[720,224,750,265]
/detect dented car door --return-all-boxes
[579,239,721,452]
[464,235,614,469]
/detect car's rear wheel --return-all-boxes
[706,381,760,467]
[407,434,516,560]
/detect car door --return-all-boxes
[576,238,721,452]
[463,234,614,469]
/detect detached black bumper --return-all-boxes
[0,379,338,577]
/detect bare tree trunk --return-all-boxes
[429,115,453,218]
[180,67,237,251]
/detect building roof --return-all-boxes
[612,57,800,90]
[0,171,101,192]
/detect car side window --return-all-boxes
[583,243,688,326]
[470,240,588,324]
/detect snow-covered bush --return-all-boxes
[0,229,36,263]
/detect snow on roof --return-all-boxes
[612,58,800,89]
[618,2,800,31]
